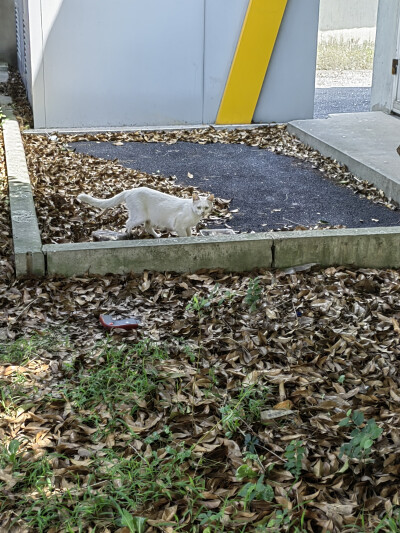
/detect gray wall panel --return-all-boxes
[203,0,248,123]
[38,0,205,128]
[254,0,320,124]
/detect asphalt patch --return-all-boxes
[314,87,371,119]
[71,140,400,233]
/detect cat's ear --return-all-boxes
[192,193,200,201]
[207,194,214,201]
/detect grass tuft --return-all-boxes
[317,38,375,70]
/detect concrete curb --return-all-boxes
[43,233,274,276]
[41,226,400,277]
[1,95,45,277]
[0,63,9,84]
[273,227,400,269]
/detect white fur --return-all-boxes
[77,186,214,238]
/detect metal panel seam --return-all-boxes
[39,0,47,128]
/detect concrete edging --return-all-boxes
[273,227,400,269]
[1,94,45,277]
[42,226,400,276]
[43,233,274,276]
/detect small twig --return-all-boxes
[14,298,39,322]
[283,217,307,226]
[94,208,110,219]
[239,422,283,463]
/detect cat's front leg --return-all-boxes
[175,227,188,238]
[185,227,192,237]
[144,222,161,238]
[150,228,161,238]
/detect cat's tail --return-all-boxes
[77,190,128,209]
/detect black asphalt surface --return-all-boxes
[72,139,400,233]
[314,87,371,118]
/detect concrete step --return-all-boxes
[288,111,400,204]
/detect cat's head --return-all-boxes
[192,193,214,217]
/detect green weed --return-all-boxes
[0,331,67,365]
[186,284,235,317]
[0,439,22,468]
[19,491,115,533]
[113,502,147,533]
[220,385,269,438]
[0,380,32,417]
[284,439,305,479]
[9,442,203,532]
[342,507,400,532]
[244,277,262,312]
[374,508,400,532]
[239,475,274,511]
[63,340,168,431]
[94,444,204,511]
[339,409,383,461]
[255,504,308,533]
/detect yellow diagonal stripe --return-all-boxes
[216,0,288,124]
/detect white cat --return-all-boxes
[77,186,214,238]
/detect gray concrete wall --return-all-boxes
[371,0,400,114]
[0,0,17,66]
[319,0,378,31]
[254,0,319,123]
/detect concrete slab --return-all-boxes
[273,226,400,269]
[1,95,45,276]
[288,112,400,204]
[43,233,274,277]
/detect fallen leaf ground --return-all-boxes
[1,70,400,533]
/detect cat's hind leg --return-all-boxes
[144,221,161,238]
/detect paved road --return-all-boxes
[72,139,400,233]
[314,87,371,118]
